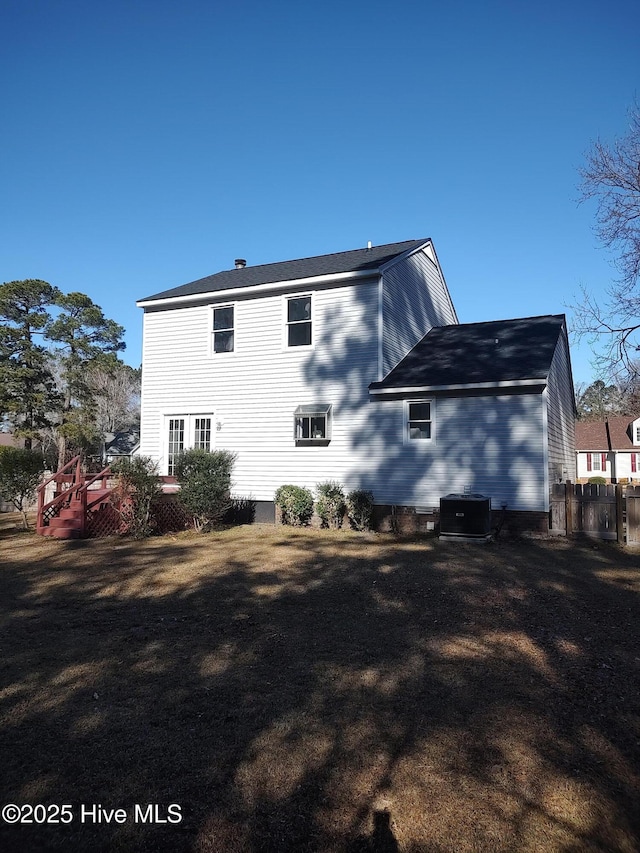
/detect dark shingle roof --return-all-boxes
[370,315,566,391]
[139,239,429,302]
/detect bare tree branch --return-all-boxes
[572,104,640,379]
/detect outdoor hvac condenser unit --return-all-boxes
[439,494,492,542]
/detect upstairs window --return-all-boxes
[407,401,433,441]
[294,404,331,445]
[213,306,234,353]
[287,296,312,347]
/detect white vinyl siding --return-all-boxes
[576,452,607,480]
[546,330,576,483]
[614,452,640,481]
[139,280,380,492]
[380,247,458,377]
[357,393,547,512]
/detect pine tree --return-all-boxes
[0,279,61,447]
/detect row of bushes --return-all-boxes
[114,449,238,538]
[275,481,374,531]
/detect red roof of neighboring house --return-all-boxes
[607,416,638,450]
[575,421,609,451]
[575,416,640,451]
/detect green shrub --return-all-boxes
[315,481,346,528]
[346,489,375,531]
[0,447,45,529]
[175,448,236,532]
[275,484,314,526]
[587,476,607,485]
[112,455,162,538]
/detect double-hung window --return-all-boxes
[287,295,312,347]
[406,401,433,441]
[294,404,331,445]
[587,453,606,472]
[213,306,234,353]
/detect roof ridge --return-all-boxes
[204,238,429,275]
[432,313,564,330]
[138,238,432,303]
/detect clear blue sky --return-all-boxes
[2,0,638,383]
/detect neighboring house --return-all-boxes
[104,431,140,464]
[0,433,27,449]
[576,416,640,482]
[136,238,576,526]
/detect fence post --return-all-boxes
[564,480,573,535]
[616,484,625,544]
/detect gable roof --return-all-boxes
[607,416,639,449]
[138,239,430,304]
[105,431,140,456]
[575,421,610,451]
[576,416,640,451]
[370,314,566,393]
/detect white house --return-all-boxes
[136,239,575,527]
[576,416,640,482]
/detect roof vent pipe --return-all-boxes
[234,258,246,269]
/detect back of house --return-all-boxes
[137,238,575,527]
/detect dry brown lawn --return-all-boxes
[0,514,639,852]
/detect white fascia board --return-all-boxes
[377,274,384,382]
[542,387,550,510]
[136,269,378,309]
[369,377,548,395]
[377,240,432,273]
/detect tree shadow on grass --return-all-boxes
[0,528,639,852]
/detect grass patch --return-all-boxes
[1,520,639,851]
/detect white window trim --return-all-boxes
[209,303,236,357]
[162,412,215,475]
[283,292,314,350]
[404,399,435,444]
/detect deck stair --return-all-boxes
[36,457,118,539]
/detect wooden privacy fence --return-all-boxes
[550,483,640,544]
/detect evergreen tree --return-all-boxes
[46,292,125,467]
[0,279,61,447]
